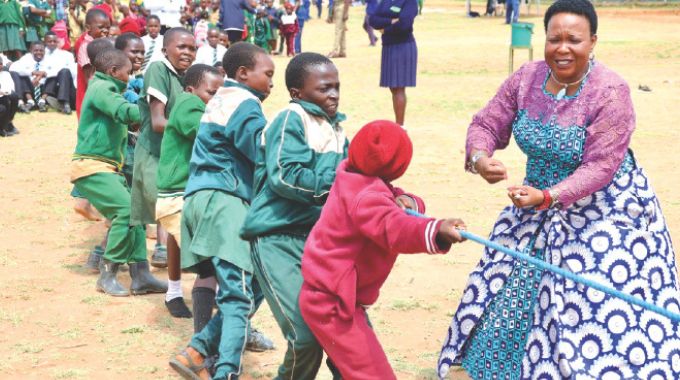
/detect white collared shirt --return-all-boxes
[141,34,165,74]
[194,44,227,66]
[0,71,14,97]
[9,53,51,85]
[44,47,77,80]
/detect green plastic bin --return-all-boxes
[511,22,534,47]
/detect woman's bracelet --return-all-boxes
[536,189,552,210]
[467,151,487,174]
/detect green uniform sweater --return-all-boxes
[73,72,141,169]
[156,92,205,194]
[0,0,25,27]
[240,100,348,239]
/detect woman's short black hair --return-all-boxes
[285,52,333,90]
[114,32,142,50]
[222,42,266,79]
[184,63,221,88]
[544,0,598,36]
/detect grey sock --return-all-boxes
[192,287,216,333]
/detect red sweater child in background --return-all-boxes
[279,2,299,57]
[299,120,467,380]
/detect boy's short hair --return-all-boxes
[222,42,265,79]
[163,27,194,48]
[285,52,333,90]
[114,32,142,50]
[44,31,56,38]
[29,41,45,50]
[85,8,108,24]
[87,38,114,66]
[94,49,130,73]
[147,14,161,24]
[184,64,221,88]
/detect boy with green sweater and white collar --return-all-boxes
[239,52,348,380]
[71,48,167,297]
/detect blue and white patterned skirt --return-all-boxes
[438,167,680,379]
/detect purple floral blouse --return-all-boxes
[465,60,636,208]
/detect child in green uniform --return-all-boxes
[24,0,52,45]
[240,52,348,380]
[169,42,276,380]
[155,63,223,319]
[253,8,272,53]
[0,0,27,59]
[131,27,196,308]
[71,48,167,297]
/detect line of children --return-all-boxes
[70,47,167,296]
[170,41,276,380]
[155,62,223,320]
[131,27,197,314]
[239,52,347,380]
[300,120,467,379]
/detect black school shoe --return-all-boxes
[165,297,193,318]
[5,123,19,136]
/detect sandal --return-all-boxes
[169,348,212,380]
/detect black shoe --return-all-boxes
[150,244,168,268]
[18,103,31,113]
[38,100,47,112]
[165,297,193,318]
[96,260,129,296]
[85,245,104,273]
[246,328,275,352]
[129,261,168,295]
[5,123,19,136]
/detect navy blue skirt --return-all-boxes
[380,40,418,88]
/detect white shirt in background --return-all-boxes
[144,0,183,28]
[0,71,14,97]
[141,34,165,74]
[9,54,53,86]
[194,44,227,66]
[44,47,77,82]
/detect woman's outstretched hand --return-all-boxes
[475,157,508,184]
[507,185,544,208]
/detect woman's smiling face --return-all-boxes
[544,12,597,83]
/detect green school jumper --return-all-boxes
[240,100,348,380]
[130,59,184,226]
[156,91,204,196]
[71,72,146,264]
[181,80,268,378]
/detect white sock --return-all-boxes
[165,280,183,302]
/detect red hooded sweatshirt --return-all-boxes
[301,160,451,321]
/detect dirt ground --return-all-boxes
[1,1,679,379]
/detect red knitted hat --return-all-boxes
[348,120,413,182]
[119,17,142,36]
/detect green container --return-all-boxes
[511,22,534,47]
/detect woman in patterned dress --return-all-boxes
[438,0,680,379]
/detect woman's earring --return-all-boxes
[589,51,595,61]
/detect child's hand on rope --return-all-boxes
[395,194,417,211]
[507,185,543,208]
[437,218,467,245]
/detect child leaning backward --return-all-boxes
[70,48,167,297]
[240,52,374,380]
[169,42,276,380]
[300,120,467,379]
[131,27,197,316]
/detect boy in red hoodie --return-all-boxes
[299,120,467,380]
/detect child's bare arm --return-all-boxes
[150,98,168,133]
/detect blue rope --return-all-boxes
[405,209,680,323]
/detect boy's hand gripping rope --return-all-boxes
[405,208,680,323]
